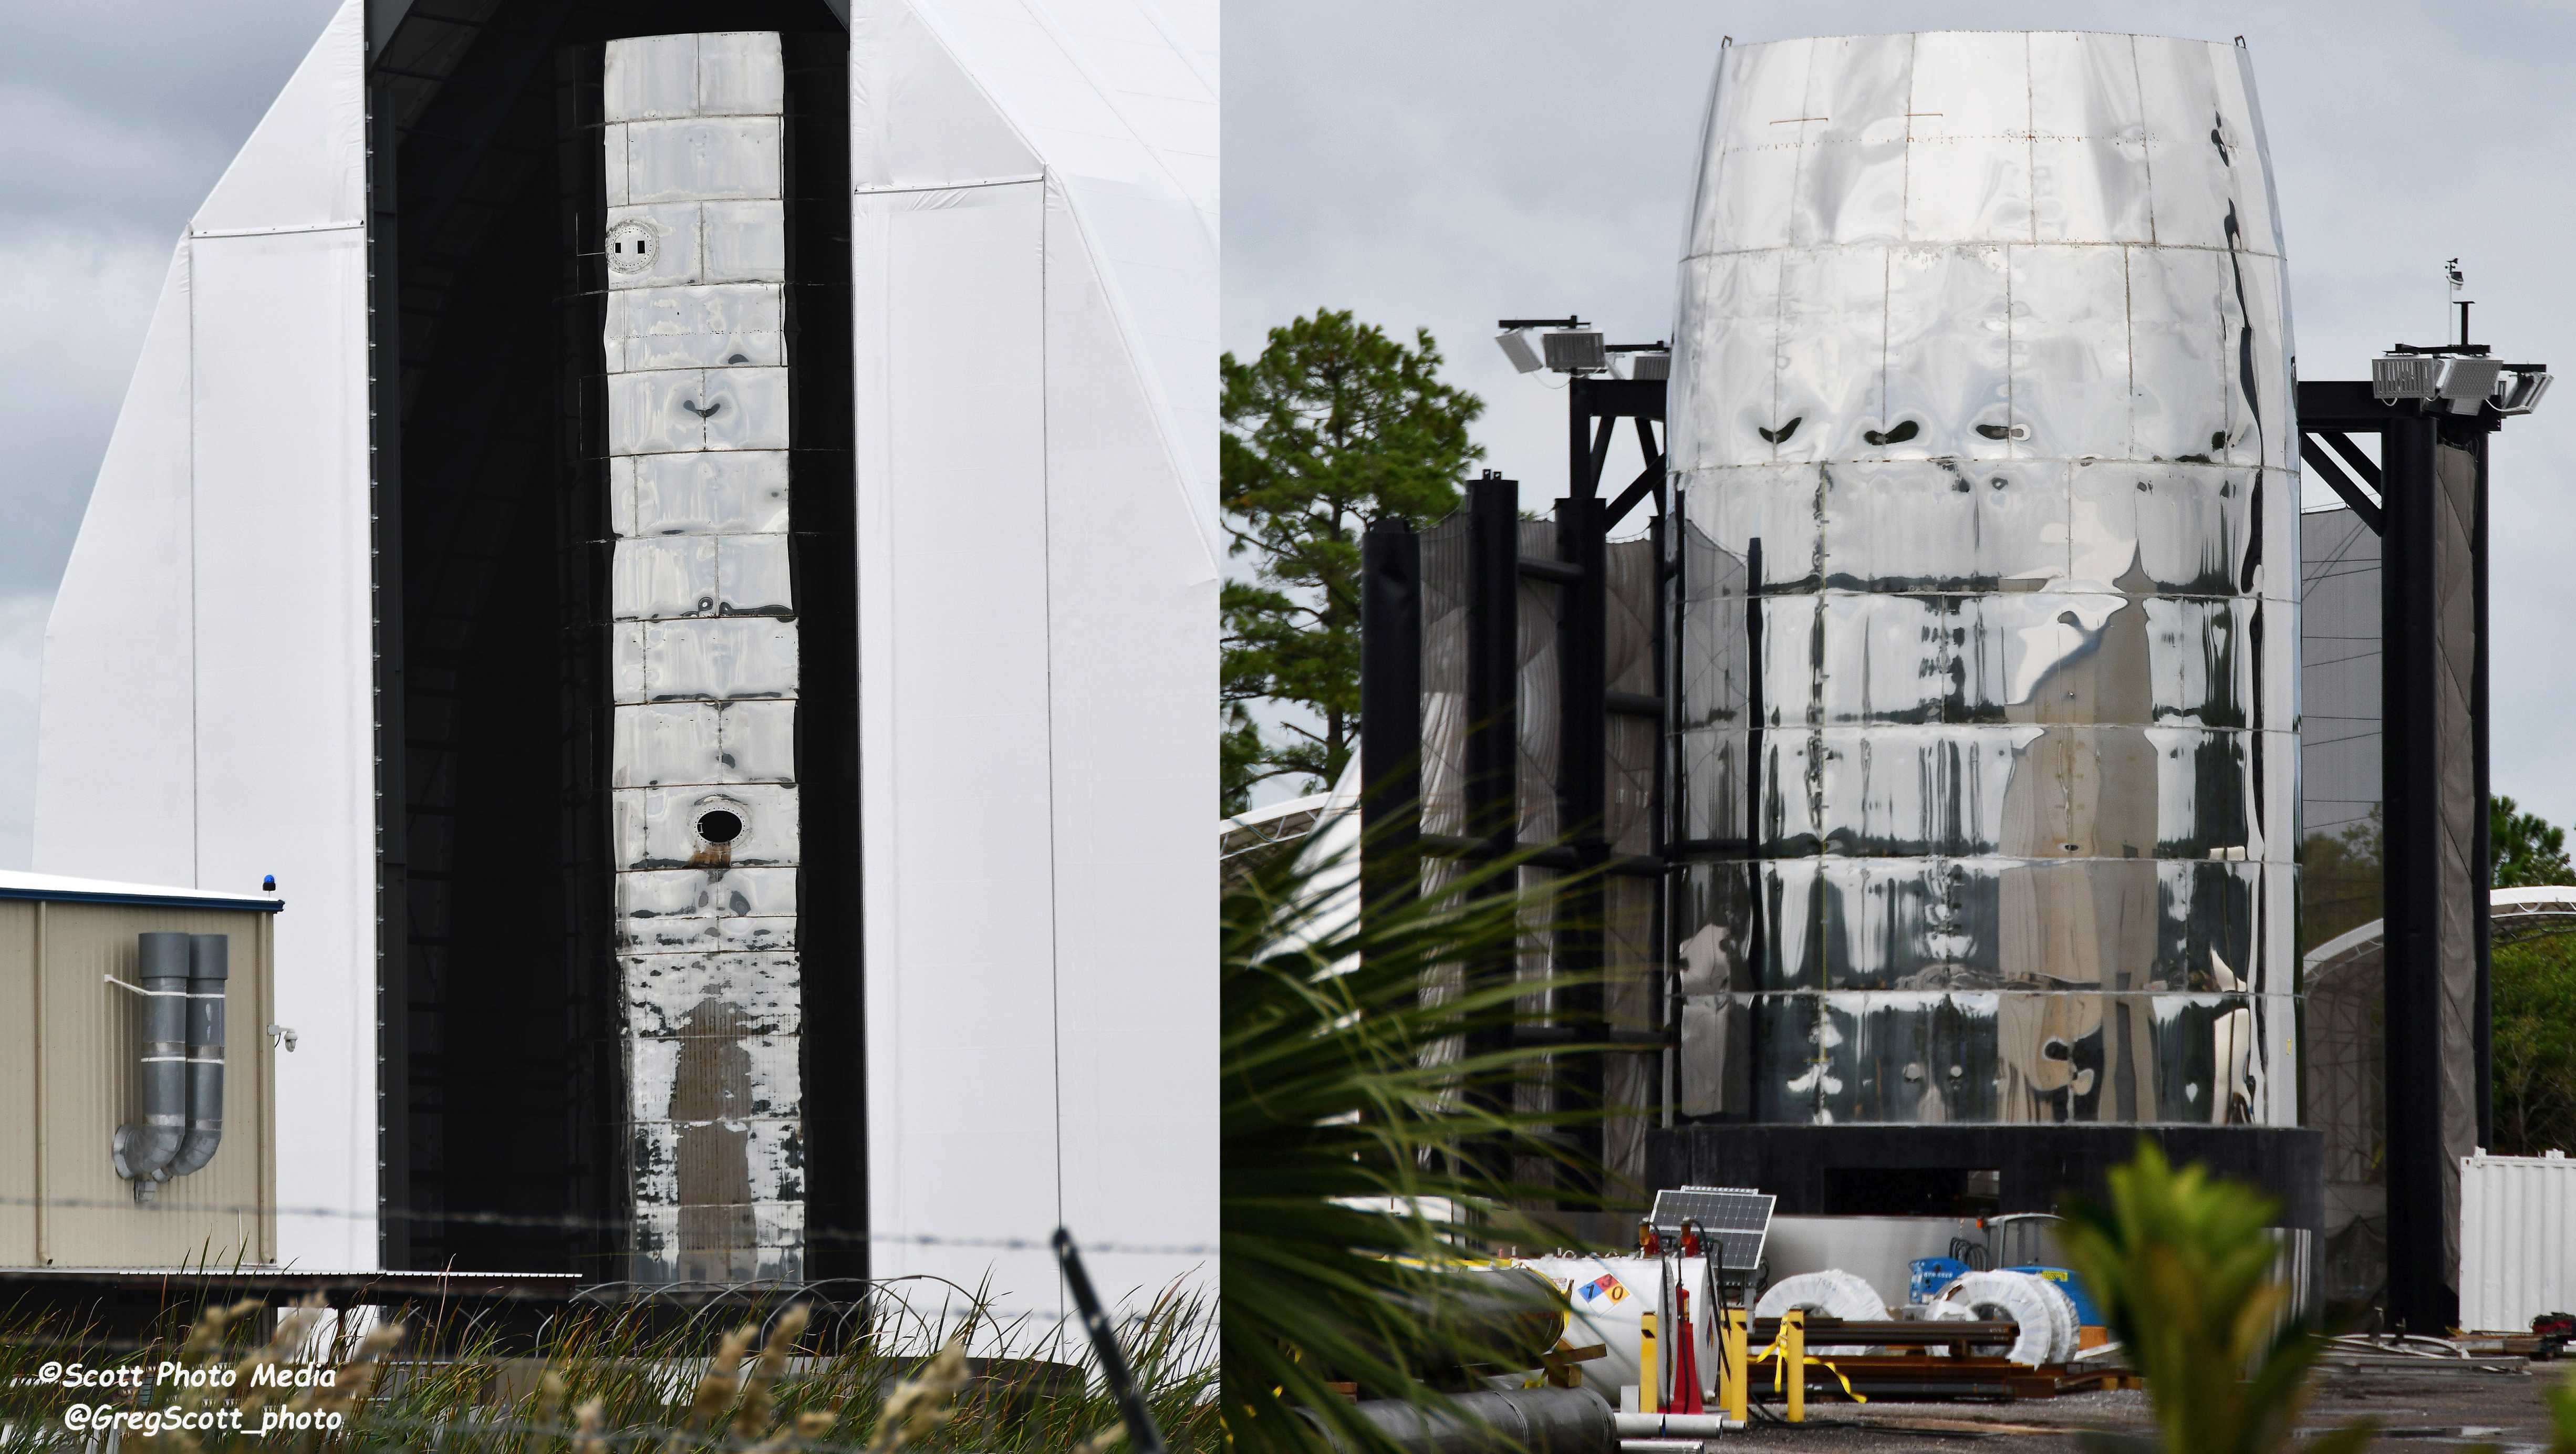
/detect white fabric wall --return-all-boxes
[853,0,1217,1316]
[37,0,1217,1300]
[35,0,373,1269]
[860,0,1220,552]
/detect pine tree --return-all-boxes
[1220,311,1482,814]
[2492,794,2574,887]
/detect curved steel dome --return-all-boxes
[1668,31,2299,1128]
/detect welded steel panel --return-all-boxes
[605,31,800,1281]
[619,451,792,536]
[1671,32,2297,1127]
[614,619,800,703]
[605,284,785,370]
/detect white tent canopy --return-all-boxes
[37,0,1215,1310]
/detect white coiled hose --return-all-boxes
[1929,1270,2079,1366]
[1753,1270,1889,1356]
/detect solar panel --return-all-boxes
[1648,1185,1775,1273]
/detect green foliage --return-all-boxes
[2484,796,2576,1156]
[1219,835,1596,1453]
[2494,932,2576,1156]
[2059,1142,2371,1454]
[1220,311,1484,813]
[2549,1366,2576,1452]
[2494,795,2575,889]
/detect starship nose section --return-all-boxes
[1666,32,2299,1129]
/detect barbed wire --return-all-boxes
[0,1269,1212,1360]
[0,1192,1216,1260]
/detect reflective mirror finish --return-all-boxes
[604,32,804,1282]
[1670,32,2298,1126]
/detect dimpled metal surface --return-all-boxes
[604,32,803,1281]
[1668,32,2298,1127]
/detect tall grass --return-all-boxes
[0,1276,1213,1452]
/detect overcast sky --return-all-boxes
[0,0,343,865]
[1227,0,2576,826]
[7,3,2576,860]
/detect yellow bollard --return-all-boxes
[1722,1308,1750,1422]
[1639,1311,1658,1414]
[1783,1308,1805,1422]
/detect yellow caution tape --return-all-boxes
[1756,1326,1869,1404]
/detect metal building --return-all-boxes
[0,873,281,1267]
[1651,32,2316,1218]
[34,0,1215,1306]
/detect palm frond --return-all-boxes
[1221,821,1618,1452]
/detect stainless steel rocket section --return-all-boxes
[603,32,803,1281]
[1668,33,2298,1126]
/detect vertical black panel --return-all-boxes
[1466,478,1521,850]
[1359,519,1423,933]
[1555,495,1607,1186]
[2380,411,2449,1330]
[376,0,849,1276]
[2468,428,2493,1152]
[2429,434,2484,1310]
[783,29,865,1282]
[1743,536,1765,1106]
[1462,478,1521,1160]
[553,39,619,1278]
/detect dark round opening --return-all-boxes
[697,809,744,845]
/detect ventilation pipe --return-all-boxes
[165,933,227,1177]
[111,931,190,1200]
[111,931,228,1200]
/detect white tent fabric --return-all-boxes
[854,0,1220,553]
[37,0,1216,1304]
[849,0,1217,1313]
[36,0,372,1271]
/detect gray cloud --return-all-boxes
[12,3,2576,858]
[0,0,342,865]
[0,0,342,570]
[1225,0,2576,828]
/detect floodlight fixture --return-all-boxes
[2493,368,2553,416]
[1542,329,1609,374]
[1609,341,1670,381]
[2372,352,2551,415]
[1495,316,1604,376]
[2437,356,2504,413]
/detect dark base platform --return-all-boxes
[1647,1123,2324,1230]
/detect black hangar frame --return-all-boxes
[1355,336,2527,1320]
[2298,354,2539,1333]
[1356,371,1675,1202]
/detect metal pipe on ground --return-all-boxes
[1323,1386,1618,1454]
[1335,1267,1568,1382]
[111,931,191,1199]
[165,933,228,1176]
